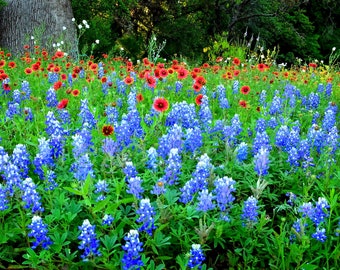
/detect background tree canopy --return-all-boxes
[1,0,339,65]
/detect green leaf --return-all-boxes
[63,187,82,196]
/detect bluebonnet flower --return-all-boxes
[316,83,324,93]
[299,202,314,218]
[254,147,270,176]
[105,105,119,126]
[125,109,144,138]
[275,125,289,150]
[23,107,33,121]
[33,137,54,179]
[308,92,320,110]
[165,101,198,128]
[94,180,109,201]
[255,118,267,133]
[253,131,271,155]
[287,128,300,150]
[232,80,239,94]
[214,176,236,218]
[290,218,307,241]
[79,99,97,129]
[312,111,320,124]
[162,148,182,185]
[325,83,332,97]
[72,127,93,158]
[0,146,9,171]
[102,137,119,156]
[151,180,166,196]
[2,163,22,195]
[188,244,205,269]
[297,139,310,160]
[175,81,183,93]
[79,68,85,79]
[287,147,299,167]
[146,147,158,171]
[258,90,267,107]
[236,142,248,162]
[158,124,183,159]
[229,114,242,142]
[48,72,59,83]
[28,216,52,249]
[78,219,101,260]
[102,214,114,226]
[127,90,137,110]
[307,124,326,153]
[286,192,297,206]
[312,227,327,242]
[335,221,340,237]
[46,87,58,107]
[123,161,138,181]
[115,119,133,148]
[5,102,20,120]
[21,178,44,213]
[11,144,30,178]
[267,117,278,129]
[326,126,339,155]
[122,230,144,270]
[136,198,156,235]
[185,127,203,154]
[116,79,127,94]
[45,111,65,137]
[21,81,31,100]
[197,188,215,213]
[127,176,144,199]
[57,109,71,124]
[45,170,58,191]
[311,197,329,227]
[71,153,95,181]
[322,109,336,132]
[98,62,104,79]
[49,135,65,159]
[217,84,230,109]
[68,73,73,87]
[269,95,283,115]
[12,89,22,104]
[241,196,259,226]
[198,95,212,129]
[0,184,9,211]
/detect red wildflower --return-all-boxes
[53,81,63,91]
[239,100,248,108]
[102,125,114,136]
[146,75,156,88]
[61,73,67,80]
[233,70,240,77]
[8,61,16,68]
[177,68,188,80]
[308,63,317,68]
[193,67,201,73]
[193,82,202,92]
[124,76,134,85]
[54,51,64,58]
[31,63,40,71]
[57,99,69,109]
[240,85,251,95]
[195,76,206,86]
[90,63,98,71]
[71,89,80,96]
[257,63,268,72]
[0,73,8,80]
[3,83,10,91]
[143,58,150,66]
[24,68,33,74]
[0,60,5,68]
[216,56,223,63]
[195,94,204,105]
[136,93,144,102]
[153,97,169,112]
[159,68,168,78]
[233,57,241,66]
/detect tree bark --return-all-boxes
[0,0,77,57]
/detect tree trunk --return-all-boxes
[0,0,77,57]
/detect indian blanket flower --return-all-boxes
[102,124,114,136]
[57,98,69,109]
[241,196,259,226]
[240,85,251,95]
[78,219,101,260]
[27,216,52,249]
[187,244,205,269]
[136,198,156,235]
[195,94,203,105]
[21,178,44,213]
[153,97,169,112]
[122,230,144,270]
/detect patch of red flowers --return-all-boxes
[153,97,169,112]
[124,76,134,85]
[239,100,248,108]
[53,81,63,91]
[136,93,144,102]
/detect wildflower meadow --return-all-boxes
[0,42,340,270]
